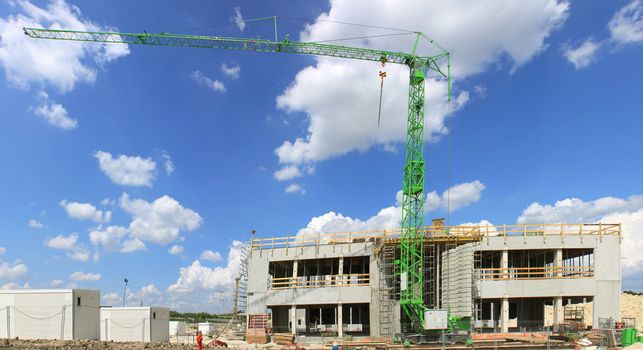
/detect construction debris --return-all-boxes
[273,333,295,345]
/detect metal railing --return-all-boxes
[476,266,594,280]
[249,223,621,253]
[269,273,369,289]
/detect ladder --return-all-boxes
[237,243,249,317]
[379,243,396,336]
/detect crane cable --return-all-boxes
[378,61,387,127]
[447,95,453,226]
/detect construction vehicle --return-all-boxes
[24,17,452,333]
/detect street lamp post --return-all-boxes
[123,278,129,307]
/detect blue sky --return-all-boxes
[0,0,642,311]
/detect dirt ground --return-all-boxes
[0,338,305,350]
[621,293,643,331]
[0,338,196,349]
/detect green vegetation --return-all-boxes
[623,290,643,295]
[169,310,234,323]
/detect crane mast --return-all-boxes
[24,26,451,330]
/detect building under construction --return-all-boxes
[243,222,621,338]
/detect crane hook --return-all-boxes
[378,62,387,127]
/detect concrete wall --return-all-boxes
[100,307,169,342]
[248,233,621,335]
[247,242,375,314]
[479,279,596,298]
[248,242,380,336]
[0,289,99,340]
[441,244,474,317]
[475,235,621,326]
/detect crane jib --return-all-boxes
[22,26,451,332]
[23,28,448,72]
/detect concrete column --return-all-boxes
[500,297,509,333]
[501,248,508,279]
[337,303,343,337]
[555,249,563,277]
[553,296,563,326]
[292,260,299,288]
[291,305,296,335]
[338,256,344,286]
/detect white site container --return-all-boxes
[100,307,169,342]
[198,322,215,335]
[0,289,100,340]
[169,320,188,336]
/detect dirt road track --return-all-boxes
[0,338,197,349]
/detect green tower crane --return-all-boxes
[23,24,451,330]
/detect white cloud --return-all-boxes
[168,244,244,310]
[285,183,305,194]
[44,233,78,250]
[221,63,240,79]
[299,206,401,236]
[0,0,129,93]
[0,261,28,280]
[274,165,301,181]
[517,195,643,271]
[168,241,243,297]
[564,1,643,69]
[426,180,486,211]
[32,91,77,129]
[120,238,146,253]
[102,292,121,306]
[0,248,5,255]
[44,232,90,261]
[100,198,115,206]
[190,70,226,92]
[161,151,175,175]
[121,284,163,307]
[0,282,30,290]
[298,180,484,235]
[474,85,487,98]
[131,284,163,305]
[232,7,245,31]
[89,225,145,254]
[608,0,643,44]
[94,151,156,187]
[200,250,223,262]
[169,245,184,255]
[120,193,203,245]
[69,271,100,282]
[89,226,127,251]
[48,279,64,287]
[518,195,643,224]
[28,219,44,229]
[59,200,110,223]
[274,0,568,169]
[563,39,600,69]
[67,250,89,262]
